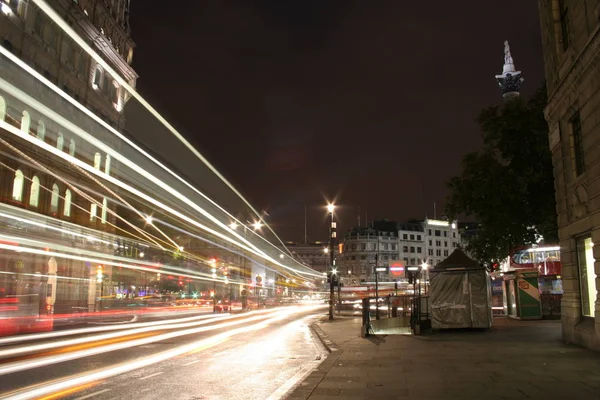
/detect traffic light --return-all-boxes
[210,290,215,298]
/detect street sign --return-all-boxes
[375,266,388,273]
[389,261,405,278]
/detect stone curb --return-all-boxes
[286,321,344,400]
[309,321,340,353]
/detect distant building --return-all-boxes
[397,221,425,267]
[421,219,461,267]
[538,1,600,350]
[338,221,399,283]
[281,241,329,274]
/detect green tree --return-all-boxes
[446,86,558,263]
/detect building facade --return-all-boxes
[397,221,425,267]
[0,0,140,314]
[538,0,600,350]
[338,223,399,283]
[422,219,461,267]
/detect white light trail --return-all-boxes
[0,306,325,400]
[0,313,225,346]
[0,307,312,377]
[31,0,297,261]
[0,313,231,358]
[0,107,320,278]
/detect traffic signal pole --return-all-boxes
[327,208,339,321]
[328,209,335,321]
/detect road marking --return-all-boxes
[73,389,111,400]
[139,372,164,380]
[183,359,201,366]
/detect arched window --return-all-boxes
[93,152,102,169]
[90,202,97,221]
[93,65,103,89]
[2,39,13,53]
[50,184,60,214]
[21,111,31,133]
[112,81,119,104]
[37,121,46,141]
[57,132,64,151]
[63,189,72,217]
[29,176,41,207]
[101,197,108,224]
[0,96,6,121]
[105,154,111,175]
[34,12,43,36]
[12,170,25,202]
[44,25,55,49]
[69,139,76,156]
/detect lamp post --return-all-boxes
[327,203,336,320]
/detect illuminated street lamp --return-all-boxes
[229,222,238,230]
[326,202,336,320]
[144,215,153,224]
[323,247,329,254]
[252,221,263,230]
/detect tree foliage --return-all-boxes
[445,87,558,262]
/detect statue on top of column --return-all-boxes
[504,41,514,66]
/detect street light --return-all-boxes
[144,215,153,224]
[252,221,263,230]
[327,202,336,320]
[323,247,329,254]
[229,222,238,230]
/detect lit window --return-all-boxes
[50,183,60,213]
[577,237,597,318]
[63,189,72,217]
[105,154,111,175]
[12,170,24,202]
[21,111,30,133]
[90,202,97,221]
[0,96,5,121]
[37,120,45,141]
[57,132,64,151]
[93,152,102,169]
[69,139,76,156]
[101,197,108,223]
[93,65,102,89]
[29,176,40,207]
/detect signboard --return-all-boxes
[389,261,405,278]
[374,266,388,273]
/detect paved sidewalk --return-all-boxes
[287,317,600,399]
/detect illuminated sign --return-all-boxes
[427,220,450,227]
[389,261,405,277]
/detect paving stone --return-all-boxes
[294,317,600,400]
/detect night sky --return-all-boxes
[127,0,544,242]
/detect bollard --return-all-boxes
[361,297,371,337]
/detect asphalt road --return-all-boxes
[0,305,328,400]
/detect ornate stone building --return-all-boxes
[0,0,138,314]
[538,0,600,350]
